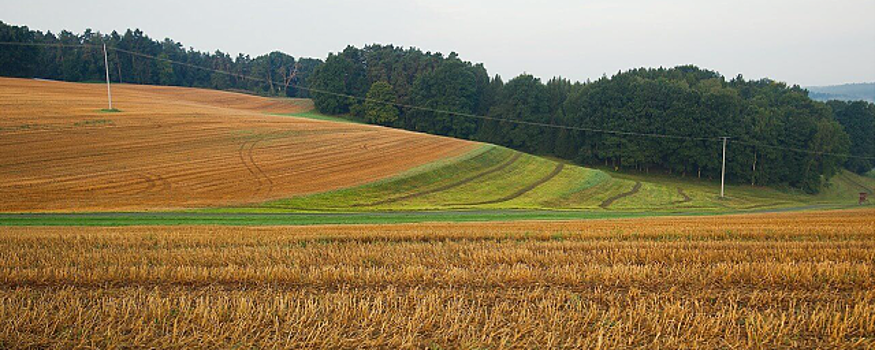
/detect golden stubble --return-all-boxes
[0,77,475,212]
[1,208,873,348]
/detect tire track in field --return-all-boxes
[65,171,172,198]
[359,152,523,207]
[128,173,159,196]
[454,163,564,206]
[247,135,275,198]
[129,172,172,199]
[238,138,265,198]
[841,172,873,194]
[244,133,282,198]
[672,187,692,204]
[599,181,642,209]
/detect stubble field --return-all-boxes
[1,208,872,349]
[0,78,474,212]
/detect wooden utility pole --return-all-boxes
[721,137,728,198]
[103,43,113,110]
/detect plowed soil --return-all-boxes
[0,78,475,212]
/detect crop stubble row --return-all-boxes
[0,209,873,348]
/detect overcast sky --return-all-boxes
[2,0,874,86]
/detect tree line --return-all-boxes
[308,45,874,193]
[0,21,321,97]
[2,22,872,193]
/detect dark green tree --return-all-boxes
[407,57,486,139]
[479,74,550,153]
[0,22,322,97]
[364,81,399,125]
[827,100,875,173]
[309,46,367,114]
[0,21,39,78]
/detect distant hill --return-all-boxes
[807,83,875,103]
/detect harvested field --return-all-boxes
[0,78,475,212]
[1,208,873,348]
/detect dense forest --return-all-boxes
[0,21,321,97]
[309,45,874,193]
[1,21,873,193]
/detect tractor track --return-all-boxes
[248,136,275,197]
[673,187,692,204]
[134,173,157,196]
[841,172,873,194]
[455,163,564,206]
[360,153,523,207]
[599,182,642,209]
[238,135,276,199]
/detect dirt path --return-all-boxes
[599,182,642,209]
[457,163,564,206]
[362,153,522,207]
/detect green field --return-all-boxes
[205,143,874,214]
[0,210,677,226]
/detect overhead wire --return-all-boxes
[1,40,874,160]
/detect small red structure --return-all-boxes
[861,192,869,205]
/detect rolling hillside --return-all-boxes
[243,145,874,213]
[1,78,871,214]
[0,78,475,212]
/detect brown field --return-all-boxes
[1,208,873,348]
[0,77,475,212]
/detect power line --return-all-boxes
[2,40,874,161]
[0,41,723,142]
[732,140,875,160]
[110,45,721,141]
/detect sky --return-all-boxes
[2,0,874,86]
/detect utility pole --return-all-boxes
[720,137,728,198]
[103,43,113,110]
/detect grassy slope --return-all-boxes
[215,145,611,212]
[257,105,873,214]
[610,168,875,209]
[202,142,873,214]
[3,146,870,225]
[272,111,364,124]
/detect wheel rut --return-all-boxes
[841,173,873,194]
[238,136,274,199]
[130,173,157,196]
[130,172,170,197]
[248,136,274,197]
[455,163,564,206]
[599,181,642,209]
[360,152,522,207]
[673,187,692,204]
